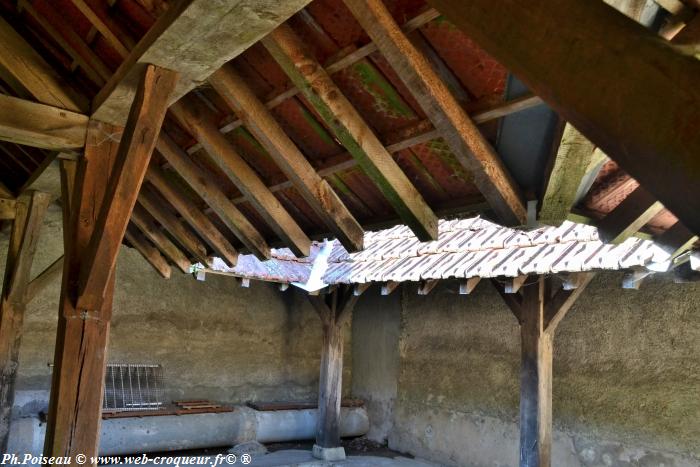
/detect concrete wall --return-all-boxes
[1,206,350,416]
[351,276,700,467]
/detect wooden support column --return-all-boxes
[492,273,594,467]
[0,191,52,452]
[307,286,359,460]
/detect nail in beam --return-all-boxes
[0,191,52,452]
[307,286,360,461]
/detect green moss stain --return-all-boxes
[297,103,337,148]
[351,61,415,119]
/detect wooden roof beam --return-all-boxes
[130,204,191,273]
[77,65,178,311]
[343,0,526,226]
[155,133,271,260]
[0,17,87,111]
[654,221,698,258]
[263,24,438,242]
[209,64,364,253]
[92,0,312,125]
[597,186,664,244]
[68,0,131,58]
[170,97,310,257]
[145,165,239,267]
[427,0,700,236]
[124,225,171,279]
[0,95,88,151]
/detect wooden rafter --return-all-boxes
[264,24,438,242]
[0,17,87,111]
[145,165,239,267]
[156,133,270,260]
[209,64,364,252]
[343,0,526,226]
[0,94,88,151]
[596,186,664,244]
[130,204,191,273]
[68,0,130,58]
[170,97,310,257]
[427,0,700,237]
[0,190,51,452]
[655,221,698,258]
[92,0,313,125]
[124,225,171,279]
[77,65,178,311]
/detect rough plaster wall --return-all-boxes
[383,276,700,466]
[351,289,400,442]
[0,207,346,412]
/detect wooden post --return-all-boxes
[43,121,119,460]
[0,191,51,452]
[307,286,359,461]
[492,273,594,467]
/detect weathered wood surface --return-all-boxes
[92,0,312,125]
[124,225,172,279]
[0,95,88,150]
[68,0,130,58]
[170,98,310,257]
[0,191,51,452]
[44,120,118,461]
[655,221,698,258]
[597,186,664,244]
[78,65,178,311]
[130,204,191,273]
[25,255,64,303]
[0,198,15,220]
[0,17,87,111]
[343,0,526,226]
[427,0,700,236]
[209,65,364,252]
[156,133,270,260]
[145,165,239,267]
[264,24,438,242]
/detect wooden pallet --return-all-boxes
[102,400,233,419]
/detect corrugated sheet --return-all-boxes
[207,217,672,287]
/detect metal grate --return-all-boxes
[103,364,165,411]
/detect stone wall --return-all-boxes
[350,275,700,466]
[1,206,350,416]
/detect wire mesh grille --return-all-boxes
[103,364,164,411]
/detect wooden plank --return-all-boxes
[92,0,312,125]
[170,97,310,257]
[459,277,481,295]
[0,198,15,220]
[77,65,178,311]
[655,221,698,258]
[0,191,51,452]
[25,255,64,303]
[427,0,700,237]
[343,0,526,226]
[264,25,438,241]
[137,187,211,266]
[145,165,239,267]
[519,277,552,467]
[124,225,172,279]
[209,65,364,252]
[596,186,664,244]
[155,133,270,260]
[68,0,130,58]
[0,17,87,111]
[130,204,191,273]
[44,120,119,459]
[0,94,88,150]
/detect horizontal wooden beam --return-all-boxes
[264,24,438,242]
[344,0,526,226]
[92,0,312,125]
[209,65,364,252]
[428,0,700,236]
[0,94,88,150]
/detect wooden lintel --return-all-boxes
[427,0,700,237]
[343,0,526,226]
[26,255,64,303]
[597,186,664,244]
[417,279,439,296]
[124,225,171,279]
[146,165,239,267]
[170,97,310,257]
[459,277,481,295]
[0,94,88,151]
[263,24,438,242]
[381,281,399,296]
[0,191,52,452]
[209,64,364,252]
[78,65,178,311]
[156,133,270,260]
